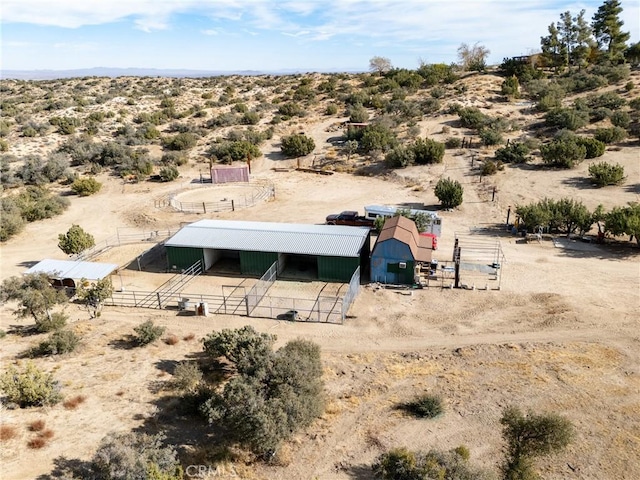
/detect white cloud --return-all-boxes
[201,29,219,36]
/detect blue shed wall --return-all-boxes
[370,239,415,284]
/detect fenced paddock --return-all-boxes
[453,233,506,289]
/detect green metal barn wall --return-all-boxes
[240,251,279,276]
[166,246,204,270]
[317,256,359,282]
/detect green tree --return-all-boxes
[76,277,114,318]
[412,138,445,164]
[280,133,315,158]
[495,142,530,164]
[0,361,62,407]
[434,177,463,209]
[0,273,68,325]
[201,328,324,457]
[541,22,563,71]
[501,76,520,98]
[604,203,640,246]
[71,177,102,196]
[134,320,166,346]
[540,136,586,168]
[385,145,415,168]
[592,0,630,62]
[58,224,95,255]
[588,161,625,186]
[500,406,574,480]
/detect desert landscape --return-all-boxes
[0,62,639,480]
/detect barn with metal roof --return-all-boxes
[24,259,119,288]
[164,219,371,282]
[370,216,432,284]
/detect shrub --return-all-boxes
[458,107,490,130]
[540,137,586,168]
[71,177,102,196]
[277,102,305,118]
[0,361,62,407]
[348,105,369,123]
[63,395,87,410]
[0,425,17,441]
[0,139,7,152]
[482,160,501,175]
[280,133,315,157]
[208,140,261,163]
[34,329,80,356]
[501,76,520,97]
[241,111,260,125]
[172,361,203,393]
[434,177,463,209]
[27,436,48,449]
[576,137,605,158]
[495,142,530,164]
[58,224,95,254]
[412,138,445,164]
[445,137,462,149]
[164,334,179,345]
[545,108,589,131]
[29,419,46,431]
[163,132,198,151]
[160,151,188,166]
[403,394,444,418]
[354,123,398,153]
[594,126,627,144]
[133,320,165,346]
[35,312,68,333]
[91,432,183,480]
[610,110,631,129]
[588,162,625,187]
[479,128,503,146]
[158,166,179,182]
[325,104,338,115]
[385,145,415,168]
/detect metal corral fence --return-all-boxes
[75,229,178,262]
[156,180,275,214]
[342,266,361,318]
[249,295,344,324]
[246,261,277,315]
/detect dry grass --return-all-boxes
[39,429,55,440]
[164,334,179,345]
[27,436,47,449]
[183,333,196,341]
[0,424,18,442]
[28,419,46,432]
[63,395,87,410]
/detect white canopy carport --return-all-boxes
[24,259,118,281]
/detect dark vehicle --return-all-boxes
[325,211,375,228]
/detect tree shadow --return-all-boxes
[108,334,138,350]
[561,176,595,190]
[551,236,639,260]
[624,183,640,194]
[35,456,92,479]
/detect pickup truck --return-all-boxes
[325,211,375,228]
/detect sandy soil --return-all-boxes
[1,72,639,480]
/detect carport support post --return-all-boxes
[454,247,461,289]
[157,292,162,309]
[231,200,235,211]
[203,202,206,214]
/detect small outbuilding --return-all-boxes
[24,259,119,288]
[370,216,432,284]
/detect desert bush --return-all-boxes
[501,406,573,480]
[458,107,490,130]
[435,177,463,209]
[160,151,188,166]
[610,110,631,129]
[501,76,520,98]
[34,329,80,356]
[495,142,530,164]
[29,419,46,431]
[71,177,102,196]
[499,58,544,83]
[412,138,445,164]
[202,336,324,457]
[164,334,179,345]
[172,361,203,393]
[348,104,369,123]
[133,320,165,346]
[35,312,68,333]
[445,137,462,149]
[0,329,6,339]
[158,166,179,182]
[385,145,415,168]
[516,197,593,234]
[373,446,492,480]
[588,162,625,187]
[241,111,260,125]
[325,104,338,115]
[277,102,305,118]
[421,97,441,114]
[403,394,444,418]
[49,116,81,135]
[208,140,261,164]
[91,432,182,480]
[58,224,95,254]
[540,136,586,168]
[480,128,504,146]
[163,132,198,151]
[594,126,627,144]
[587,91,626,110]
[482,160,503,175]
[280,133,315,157]
[577,137,606,158]
[0,425,17,442]
[0,361,62,407]
[545,107,589,131]
[350,123,398,153]
[63,395,87,410]
[0,139,7,152]
[27,436,48,449]
[16,155,48,186]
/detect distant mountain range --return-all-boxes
[1,67,362,80]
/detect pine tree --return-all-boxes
[592,0,630,62]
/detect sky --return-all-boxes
[1,0,638,73]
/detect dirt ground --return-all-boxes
[1,73,639,480]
